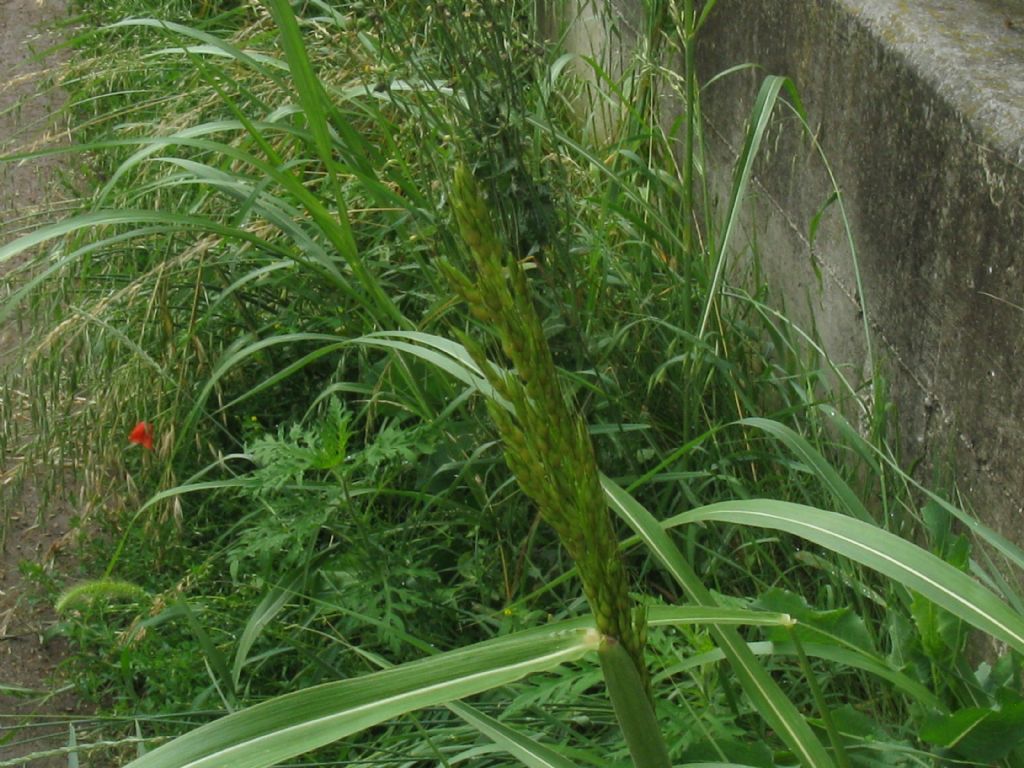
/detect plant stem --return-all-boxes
[789,627,852,768]
[599,634,672,768]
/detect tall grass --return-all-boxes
[2,0,1023,766]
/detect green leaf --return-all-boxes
[355,331,510,407]
[330,629,585,768]
[601,476,836,768]
[669,500,1024,655]
[752,588,873,653]
[909,591,966,663]
[0,210,289,324]
[124,619,601,768]
[232,561,325,690]
[262,0,405,327]
[445,701,580,768]
[817,405,1024,586]
[738,417,871,523]
[698,76,804,343]
[657,640,942,712]
[648,604,795,629]
[921,700,1024,762]
[108,18,280,72]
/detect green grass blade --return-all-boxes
[231,572,305,691]
[658,640,942,712]
[92,131,369,301]
[647,605,793,628]
[144,43,285,69]
[214,342,353,414]
[260,2,334,167]
[738,417,872,523]
[175,599,236,706]
[124,621,601,768]
[818,404,1024,576]
[0,210,270,263]
[354,331,510,407]
[668,500,1024,655]
[174,332,347,453]
[0,210,292,324]
[262,0,404,327]
[330,624,588,768]
[601,476,835,768]
[698,75,804,342]
[445,701,581,768]
[108,18,280,72]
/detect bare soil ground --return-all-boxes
[0,2,88,766]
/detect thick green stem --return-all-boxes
[599,634,671,768]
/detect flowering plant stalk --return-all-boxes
[441,163,667,766]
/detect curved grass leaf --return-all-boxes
[264,0,402,332]
[144,44,286,70]
[647,605,793,628]
[445,701,581,768]
[817,404,1024,580]
[354,331,510,407]
[657,640,942,712]
[230,553,336,693]
[601,476,835,768]
[124,620,601,768]
[668,500,1024,655]
[231,579,297,693]
[335,625,588,768]
[107,18,279,73]
[104,467,377,576]
[0,211,294,323]
[738,417,872,523]
[697,75,804,342]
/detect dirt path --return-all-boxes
[0,2,85,766]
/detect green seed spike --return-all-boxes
[444,162,649,692]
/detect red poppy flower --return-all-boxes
[128,421,154,450]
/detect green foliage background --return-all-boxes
[2,0,1023,766]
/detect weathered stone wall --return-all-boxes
[546,0,1024,547]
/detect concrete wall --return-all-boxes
[547,0,1024,546]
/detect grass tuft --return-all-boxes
[1,1,1021,766]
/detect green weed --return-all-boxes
[2,0,1023,766]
